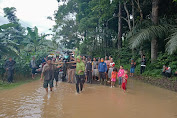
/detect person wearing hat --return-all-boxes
[4,57,16,83]
[40,57,63,92]
[75,56,85,94]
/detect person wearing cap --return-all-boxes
[75,56,85,94]
[40,57,63,92]
[4,57,16,83]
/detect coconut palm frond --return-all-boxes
[166,30,177,54]
[127,20,152,39]
[129,25,170,49]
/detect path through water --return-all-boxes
[0,79,177,118]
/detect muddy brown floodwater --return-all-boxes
[0,79,177,118]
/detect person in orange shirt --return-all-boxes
[111,68,118,88]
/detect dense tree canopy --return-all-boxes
[0,7,58,76]
[53,0,177,57]
[51,0,177,75]
[0,1,177,78]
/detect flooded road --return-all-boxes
[0,79,177,118]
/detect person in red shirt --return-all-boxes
[122,69,128,92]
[111,68,118,88]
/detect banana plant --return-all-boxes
[0,23,19,56]
[26,26,40,52]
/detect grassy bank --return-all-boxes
[133,75,177,92]
[0,76,40,90]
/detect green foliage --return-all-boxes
[0,23,20,56]
[0,7,58,80]
[166,28,177,54]
[138,52,177,77]
[129,25,171,49]
[54,0,177,78]
[3,7,19,23]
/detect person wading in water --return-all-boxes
[75,56,85,94]
[40,57,63,92]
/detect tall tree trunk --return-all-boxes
[135,0,143,21]
[124,2,132,31]
[132,0,135,28]
[118,2,122,50]
[131,0,135,57]
[151,0,159,62]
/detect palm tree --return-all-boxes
[129,21,177,58]
[166,28,177,54]
[26,26,57,53]
[151,0,159,62]
[129,0,163,62]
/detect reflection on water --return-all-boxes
[0,79,177,118]
[16,87,44,118]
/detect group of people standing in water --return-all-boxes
[3,54,140,93]
[4,53,177,94]
[39,55,132,93]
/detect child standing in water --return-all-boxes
[122,69,128,92]
[111,68,117,88]
[118,65,124,88]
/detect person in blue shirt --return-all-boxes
[98,58,107,84]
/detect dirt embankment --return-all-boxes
[134,76,177,92]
